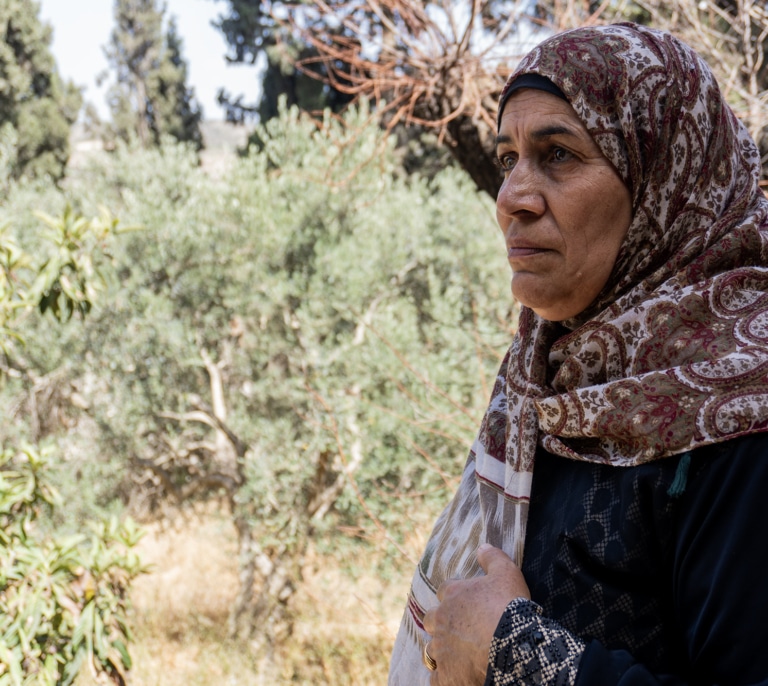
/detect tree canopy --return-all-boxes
[105,0,203,149]
[0,0,82,180]
[212,0,355,124]
[210,0,768,193]
[3,99,513,643]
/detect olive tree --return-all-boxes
[57,101,513,648]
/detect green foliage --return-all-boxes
[0,204,130,344]
[32,205,139,323]
[1,99,513,639]
[0,0,82,181]
[0,444,145,685]
[145,18,203,149]
[211,0,270,65]
[67,100,513,554]
[105,0,202,149]
[213,0,354,124]
[0,190,144,681]
[238,102,510,526]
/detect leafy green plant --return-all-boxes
[0,202,145,684]
[31,204,138,323]
[0,444,146,685]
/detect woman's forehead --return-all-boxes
[497,90,587,138]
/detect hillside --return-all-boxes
[68,120,254,176]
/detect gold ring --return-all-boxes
[423,641,437,671]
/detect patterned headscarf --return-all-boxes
[389,22,768,685]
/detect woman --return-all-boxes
[389,22,768,686]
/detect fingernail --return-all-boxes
[477,543,493,554]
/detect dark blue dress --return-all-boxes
[485,433,768,685]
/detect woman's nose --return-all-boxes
[496,163,546,221]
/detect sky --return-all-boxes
[37,0,261,122]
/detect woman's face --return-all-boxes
[496,88,632,321]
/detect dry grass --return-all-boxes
[78,509,418,685]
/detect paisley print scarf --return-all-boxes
[389,22,768,685]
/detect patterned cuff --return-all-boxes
[483,597,585,686]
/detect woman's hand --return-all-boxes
[422,544,531,685]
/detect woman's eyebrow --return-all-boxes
[495,125,579,149]
[531,125,577,139]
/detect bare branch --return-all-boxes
[131,455,239,501]
[157,409,218,430]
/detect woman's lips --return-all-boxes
[507,246,547,258]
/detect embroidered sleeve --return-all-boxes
[483,597,585,686]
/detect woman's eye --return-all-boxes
[551,147,571,163]
[497,153,517,173]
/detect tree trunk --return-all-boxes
[445,113,501,199]
[229,512,258,640]
[228,511,298,646]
